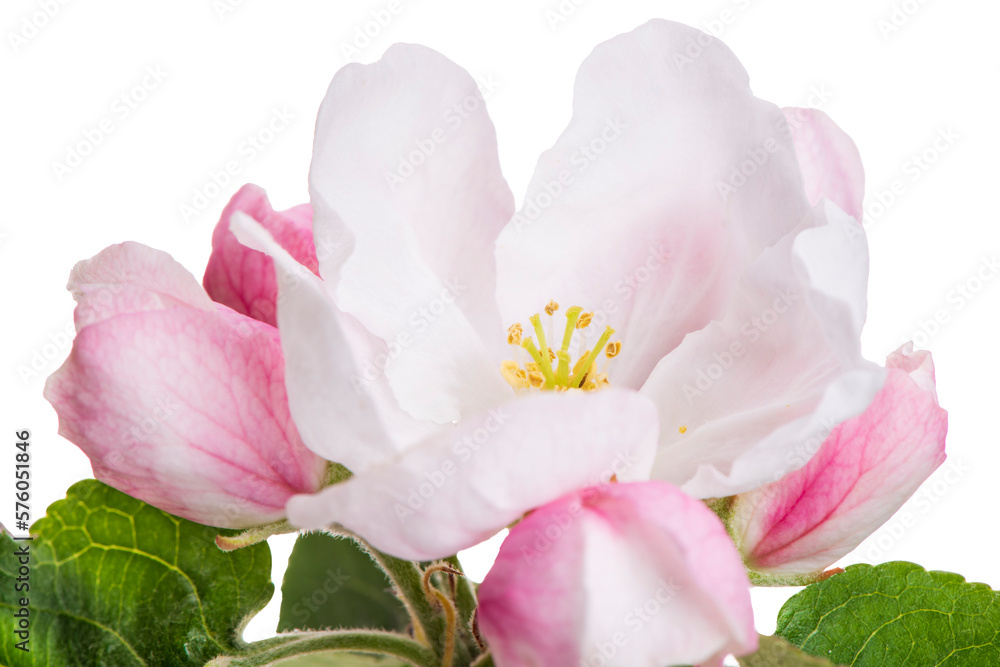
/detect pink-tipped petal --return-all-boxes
[69,242,215,329]
[309,42,514,424]
[734,344,948,575]
[783,107,865,222]
[203,183,318,326]
[285,390,659,560]
[496,20,810,390]
[44,305,325,529]
[643,201,884,498]
[478,482,756,667]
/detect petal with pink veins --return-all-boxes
[642,200,885,498]
[478,482,756,667]
[203,183,317,326]
[308,42,515,424]
[733,343,947,576]
[44,305,326,529]
[783,107,865,222]
[68,241,214,329]
[285,389,658,561]
[496,19,810,390]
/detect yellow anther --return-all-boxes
[500,360,528,389]
[605,340,621,358]
[527,370,545,388]
[501,360,529,389]
[544,300,560,316]
[548,348,556,363]
[507,323,523,345]
[576,311,593,329]
[679,425,687,434]
[522,336,555,387]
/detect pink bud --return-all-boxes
[45,241,326,528]
[203,183,318,327]
[479,481,756,666]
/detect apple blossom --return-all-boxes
[233,20,884,559]
[728,343,948,580]
[226,19,898,664]
[44,240,326,529]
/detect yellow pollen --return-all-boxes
[679,425,687,434]
[501,303,621,393]
[501,360,529,389]
[507,323,523,345]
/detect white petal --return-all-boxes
[496,19,810,389]
[309,43,515,424]
[643,201,885,497]
[231,212,397,472]
[286,389,658,560]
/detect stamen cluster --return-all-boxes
[501,300,620,392]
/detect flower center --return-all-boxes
[501,300,620,392]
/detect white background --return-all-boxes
[2,0,998,648]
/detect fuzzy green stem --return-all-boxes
[351,537,448,656]
[444,555,479,627]
[209,630,437,666]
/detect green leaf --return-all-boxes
[278,533,409,633]
[777,561,1000,666]
[0,480,273,666]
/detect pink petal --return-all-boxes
[495,19,810,390]
[285,389,658,560]
[478,482,756,667]
[203,183,318,326]
[309,42,514,423]
[68,241,215,329]
[642,201,885,498]
[734,344,947,574]
[783,108,865,222]
[44,304,326,529]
